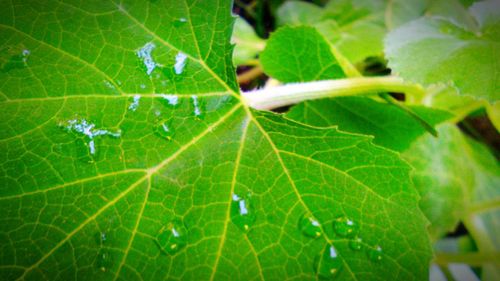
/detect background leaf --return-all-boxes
[385,0,500,102]
[286,96,452,152]
[260,25,346,82]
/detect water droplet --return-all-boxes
[103,80,116,90]
[128,95,141,111]
[137,42,157,76]
[160,94,179,106]
[349,236,363,251]
[155,220,188,255]
[315,244,342,279]
[230,193,256,232]
[153,118,174,140]
[59,118,121,156]
[96,249,113,272]
[298,214,322,238]
[174,52,188,75]
[94,232,107,245]
[173,17,188,27]
[333,217,358,238]
[1,45,31,72]
[191,95,204,119]
[367,245,383,262]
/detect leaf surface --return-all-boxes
[0,1,432,280]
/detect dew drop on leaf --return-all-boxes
[367,245,383,262]
[153,118,174,141]
[137,42,157,76]
[155,220,188,255]
[173,17,188,27]
[298,214,322,238]
[349,236,363,251]
[1,45,30,72]
[315,244,342,279]
[59,118,121,156]
[95,232,107,245]
[160,94,179,106]
[191,95,204,119]
[128,95,141,111]
[333,217,358,237]
[230,193,256,232]
[96,249,113,272]
[174,52,188,75]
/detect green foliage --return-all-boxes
[260,26,346,82]
[1,0,499,280]
[0,0,437,280]
[385,0,500,102]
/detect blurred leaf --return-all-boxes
[231,17,266,65]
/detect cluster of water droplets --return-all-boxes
[95,231,113,272]
[298,215,384,279]
[136,40,188,81]
[59,118,121,156]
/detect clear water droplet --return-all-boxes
[155,220,188,255]
[349,236,363,251]
[230,193,256,232]
[137,42,157,76]
[173,17,188,27]
[315,244,342,279]
[128,95,141,111]
[333,217,358,237]
[95,232,107,245]
[174,52,188,75]
[298,214,322,238]
[367,245,383,262]
[160,94,179,106]
[96,249,113,272]
[191,95,204,119]
[1,45,30,72]
[153,118,174,140]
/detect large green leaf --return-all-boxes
[0,1,432,280]
[385,0,500,102]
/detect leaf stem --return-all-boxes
[242,76,425,110]
[467,199,500,214]
[434,252,500,266]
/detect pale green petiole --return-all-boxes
[242,76,426,110]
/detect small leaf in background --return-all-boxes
[260,26,346,82]
[231,17,266,65]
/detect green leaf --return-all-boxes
[276,1,324,26]
[405,124,500,273]
[385,0,500,102]
[260,26,346,82]
[231,17,265,65]
[0,1,433,280]
[277,0,387,64]
[286,96,452,152]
